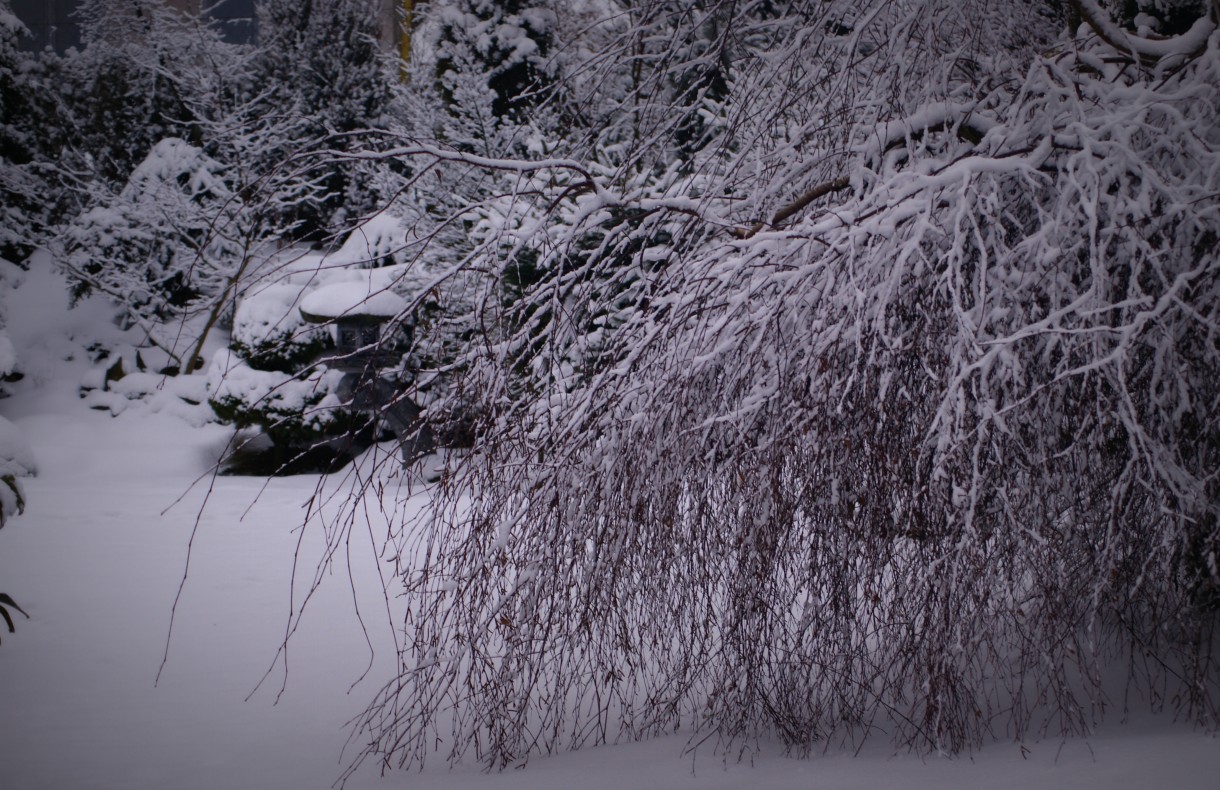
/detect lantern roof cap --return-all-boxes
[299,282,407,324]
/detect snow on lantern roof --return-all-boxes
[299,282,408,325]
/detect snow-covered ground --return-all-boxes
[0,265,1216,789]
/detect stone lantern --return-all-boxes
[299,282,409,371]
[298,282,433,462]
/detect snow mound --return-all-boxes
[0,414,36,478]
[81,372,216,426]
[233,283,316,349]
[324,213,408,269]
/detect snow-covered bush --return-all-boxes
[227,283,332,374]
[430,0,557,138]
[0,414,34,528]
[0,1,63,261]
[0,264,32,524]
[0,253,30,526]
[301,0,1220,775]
[61,138,241,350]
[207,350,361,455]
[57,0,210,186]
[207,277,360,473]
[0,260,17,391]
[42,0,401,376]
[35,3,279,373]
[0,3,34,262]
[0,232,31,642]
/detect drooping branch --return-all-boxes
[267,0,1220,776]
[330,137,613,204]
[731,100,1005,240]
[732,176,852,239]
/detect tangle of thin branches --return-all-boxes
[258,0,1220,779]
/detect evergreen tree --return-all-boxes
[251,0,395,237]
[432,0,556,133]
[0,2,58,261]
[61,0,199,185]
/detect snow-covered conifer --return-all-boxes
[0,2,59,261]
[250,0,395,237]
[429,0,557,145]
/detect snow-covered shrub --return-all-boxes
[207,216,444,473]
[0,3,34,262]
[207,350,361,448]
[0,1,63,261]
[322,213,415,271]
[57,137,255,374]
[56,0,209,186]
[207,279,362,473]
[430,0,557,132]
[393,0,744,402]
[63,139,237,319]
[39,4,284,373]
[0,414,34,528]
[42,1,398,376]
[228,283,333,374]
[0,211,31,639]
[0,252,29,524]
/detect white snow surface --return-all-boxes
[0,414,36,478]
[231,282,316,348]
[0,333,15,377]
[299,280,409,320]
[0,257,1216,790]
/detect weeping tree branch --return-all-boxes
[261,0,1220,777]
[732,175,852,239]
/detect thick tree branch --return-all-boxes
[733,176,852,239]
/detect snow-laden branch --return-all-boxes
[1069,0,1217,68]
[732,175,853,239]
